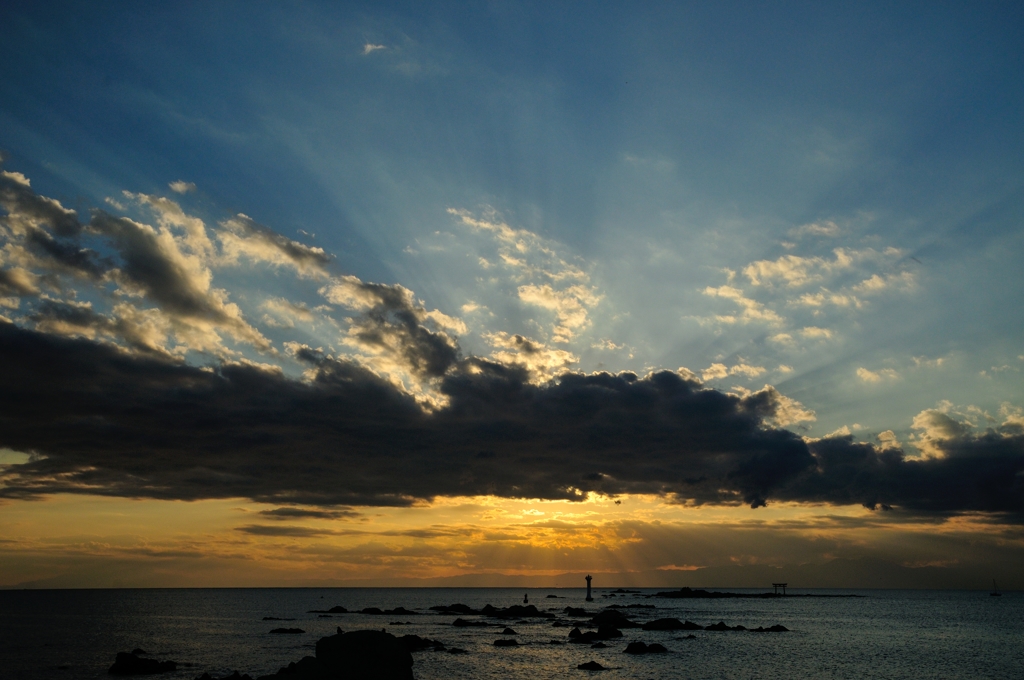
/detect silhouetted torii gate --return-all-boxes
[772,582,787,595]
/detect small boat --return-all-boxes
[990,579,1001,597]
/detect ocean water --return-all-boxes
[0,587,1020,679]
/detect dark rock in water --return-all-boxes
[255,655,330,679]
[451,618,489,627]
[195,673,255,680]
[108,651,177,675]
[481,604,555,619]
[361,607,385,615]
[314,630,413,680]
[597,625,622,639]
[680,620,703,630]
[704,621,732,631]
[501,627,517,635]
[384,607,420,616]
[447,648,467,655]
[545,594,561,598]
[398,635,445,652]
[563,606,590,617]
[750,624,789,632]
[643,618,688,631]
[308,606,348,614]
[623,641,666,655]
[269,628,305,634]
[568,627,582,638]
[578,661,607,670]
[263,617,296,621]
[589,610,640,629]
[429,603,477,615]
[493,639,519,647]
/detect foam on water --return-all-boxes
[0,587,1020,679]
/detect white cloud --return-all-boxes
[168,180,196,194]
[363,43,387,55]
[800,326,833,340]
[702,285,783,325]
[856,367,899,383]
[788,220,840,238]
[701,361,766,381]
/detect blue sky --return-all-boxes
[1,2,1023,586]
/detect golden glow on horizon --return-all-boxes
[2,493,1021,588]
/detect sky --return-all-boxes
[1,1,1023,589]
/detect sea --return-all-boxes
[0,587,1020,679]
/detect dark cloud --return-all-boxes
[24,227,108,280]
[2,322,1019,516]
[221,213,333,274]
[259,507,361,520]
[87,211,226,322]
[235,524,334,537]
[322,277,461,378]
[0,168,81,237]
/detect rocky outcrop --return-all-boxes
[493,639,519,647]
[577,661,606,670]
[314,630,413,680]
[623,642,667,654]
[588,610,640,629]
[108,651,177,675]
[308,606,349,614]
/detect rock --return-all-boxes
[704,621,732,631]
[315,630,413,680]
[481,604,555,619]
[361,607,385,615]
[578,661,606,670]
[563,607,590,617]
[398,635,445,652]
[642,618,688,631]
[429,603,477,615]
[108,651,177,675]
[623,641,666,654]
[493,639,519,647]
[568,627,582,638]
[589,610,640,629]
[388,607,420,616]
[255,656,330,679]
[451,618,489,627]
[501,627,517,635]
[545,594,561,598]
[769,624,789,632]
[307,606,347,614]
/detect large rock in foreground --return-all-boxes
[108,651,177,675]
[315,630,413,680]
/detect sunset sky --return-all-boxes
[1,1,1023,589]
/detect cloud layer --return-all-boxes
[1,166,1022,518]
